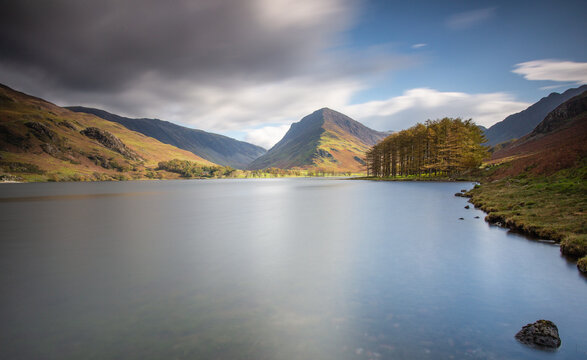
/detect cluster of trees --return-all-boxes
[157,159,235,178]
[366,118,488,177]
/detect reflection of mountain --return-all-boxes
[248,108,387,172]
[68,106,266,169]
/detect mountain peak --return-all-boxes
[248,108,387,171]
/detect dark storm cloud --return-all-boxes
[0,0,349,92]
[0,0,413,142]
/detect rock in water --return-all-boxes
[515,320,561,349]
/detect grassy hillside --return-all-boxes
[0,84,215,182]
[67,106,267,169]
[311,122,373,172]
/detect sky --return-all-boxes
[1,0,586,149]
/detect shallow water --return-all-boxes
[0,179,585,359]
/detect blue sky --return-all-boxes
[347,0,586,103]
[1,0,586,148]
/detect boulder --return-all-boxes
[515,320,561,349]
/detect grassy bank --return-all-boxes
[467,165,587,271]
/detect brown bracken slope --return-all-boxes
[487,90,587,179]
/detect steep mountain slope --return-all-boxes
[0,84,214,181]
[484,85,587,146]
[488,89,587,177]
[248,108,387,172]
[67,107,266,169]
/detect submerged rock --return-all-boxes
[515,320,561,349]
[464,205,470,209]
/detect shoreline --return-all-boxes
[357,175,586,274]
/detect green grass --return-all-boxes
[467,164,587,270]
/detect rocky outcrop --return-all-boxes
[314,148,334,159]
[58,120,77,130]
[25,121,59,143]
[530,90,587,136]
[515,320,561,349]
[80,127,140,160]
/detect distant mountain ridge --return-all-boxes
[248,108,387,172]
[484,85,587,146]
[489,89,587,177]
[67,107,266,169]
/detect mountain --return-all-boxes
[248,108,388,172]
[67,107,266,169]
[488,89,587,178]
[484,85,587,146]
[0,84,215,181]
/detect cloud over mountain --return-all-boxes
[343,88,530,130]
[513,60,587,85]
[0,0,400,134]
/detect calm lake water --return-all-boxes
[0,179,585,360]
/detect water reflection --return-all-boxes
[0,179,585,360]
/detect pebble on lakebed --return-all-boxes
[515,320,561,349]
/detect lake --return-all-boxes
[0,179,585,359]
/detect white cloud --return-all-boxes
[244,124,290,149]
[446,7,496,30]
[343,88,530,130]
[103,74,365,132]
[512,59,587,85]
[539,83,578,91]
[411,43,427,49]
